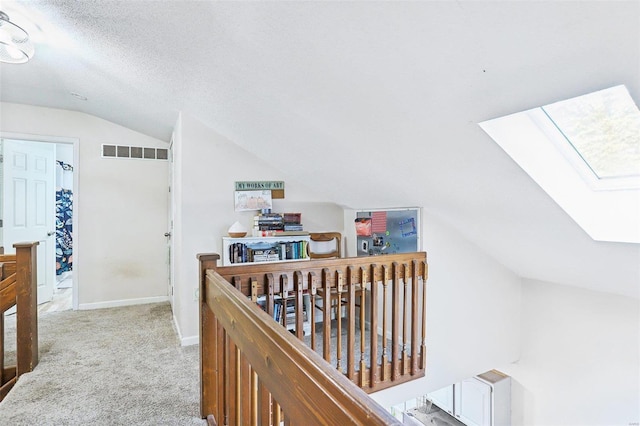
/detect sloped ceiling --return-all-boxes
[1,1,638,297]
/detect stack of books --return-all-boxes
[253,213,285,232]
[283,212,304,232]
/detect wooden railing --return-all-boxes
[0,242,39,401]
[199,251,428,424]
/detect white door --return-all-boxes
[455,378,492,426]
[2,139,56,304]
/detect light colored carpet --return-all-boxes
[0,303,205,425]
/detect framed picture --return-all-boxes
[234,190,273,211]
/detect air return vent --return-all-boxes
[102,144,168,161]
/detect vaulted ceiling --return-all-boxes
[1,1,638,297]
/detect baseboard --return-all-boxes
[181,334,199,347]
[172,314,199,347]
[78,295,169,310]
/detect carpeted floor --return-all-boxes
[0,303,205,425]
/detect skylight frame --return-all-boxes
[538,85,640,191]
[479,86,640,244]
[532,107,640,192]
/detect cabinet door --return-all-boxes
[454,378,492,426]
[428,384,454,415]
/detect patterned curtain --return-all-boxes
[56,161,73,275]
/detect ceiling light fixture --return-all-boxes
[0,11,34,64]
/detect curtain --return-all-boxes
[56,161,73,275]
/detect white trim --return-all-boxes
[172,313,199,346]
[78,295,169,310]
[181,335,199,347]
[71,138,80,310]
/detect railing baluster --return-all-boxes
[322,268,331,363]
[381,265,389,382]
[232,276,242,291]
[251,368,258,425]
[272,399,281,425]
[229,341,239,425]
[294,272,304,339]
[266,274,275,317]
[308,272,317,351]
[241,354,251,424]
[391,262,400,381]
[347,266,355,380]
[421,261,428,370]
[336,269,343,372]
[250,278,258,303]
[402,263,409,375]
[411,260,419,375]
[369,264,378,389]
[222,328,229,426]
[280,275,288,328]
[258,376,270,426]
[359,267,367,388]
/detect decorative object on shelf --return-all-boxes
[0,11,34,64]
[227,221,247,238]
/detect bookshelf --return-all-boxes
[257,294,312,335]
[222,235,312,267]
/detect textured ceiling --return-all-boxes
[1,1,639,297]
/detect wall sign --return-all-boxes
[235,181,284,190]
[235,181,285,199]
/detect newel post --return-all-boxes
[14,242,39,375]
[197,253,221,420]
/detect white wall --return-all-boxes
[56,143,74,165]
[172,112,344,345]
[0,102,169,307]
[500,279,639,426]
[370,211,522,408]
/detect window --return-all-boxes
[479,85,640,243]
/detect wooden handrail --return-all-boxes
[200,257,400,425]
[199,251,428,424]
[0,242,39,401]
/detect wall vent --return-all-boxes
[102,144,168,161]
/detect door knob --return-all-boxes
[47,231,55,236]
[164,232,171,237]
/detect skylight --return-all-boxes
[542,85,640,181]
[479,85,640,244]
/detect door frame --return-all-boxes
[168,137,175,308]
[1,131,80,310]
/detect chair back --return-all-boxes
[308,232,342,259]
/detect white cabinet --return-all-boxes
[428,384,455,416]
[455,377,492,426]
[427,370,511,426]
[222,235,311,266]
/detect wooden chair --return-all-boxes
[308,232,342,259]
[309,233,362,322]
